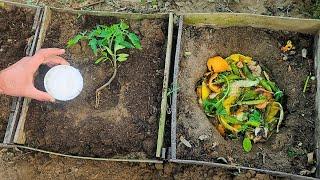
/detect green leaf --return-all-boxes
[105,47,113,56]
[245,120,261,127]
[223,115,240,125]
[117,53,129,62]
[115,33,125,44]
[248,110,261,122]
[128,33,142,49]
[119,22,129,30]
[239,124,249,133]
[120,41,134,48]
[114,44,125,52]
[274,90,283,102]
[243,138,252,152]
[95,57,105,64]
[100,28,113,40]
[97,39,105,47]
[89,38,98,55]
[67,34,83,47]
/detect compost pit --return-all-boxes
[176,25,315,174]
[24,12,167,159]
[0,6,35,140]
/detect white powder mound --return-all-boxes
[44,65,83,101]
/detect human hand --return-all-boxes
[0,48,69,102]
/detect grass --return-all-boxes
[287,147,305,158]
[313,0,320,19]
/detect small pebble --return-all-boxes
[289,51,296,55]
[198,135,209,141]
[302,48,307,58]
[307,152,314,164]
[282,55,288,61]
[184,51,192,57]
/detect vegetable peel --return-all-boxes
[198,53,284,153]
[207,56,231,73]
[201,81,211,100]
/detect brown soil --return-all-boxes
[0,149,276,180]
[0,1,315,179]
[0,5,35,140]
[24,12,167,159]
[176,25,315,174]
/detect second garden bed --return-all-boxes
[171,14,320,177]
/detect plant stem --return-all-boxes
[97,62,117,93]
[95,60,117,108]
[303,75,310,93]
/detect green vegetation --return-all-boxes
[68,22,141,107]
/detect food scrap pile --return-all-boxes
[196,54,284,152]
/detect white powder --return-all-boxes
[44,65,83,101]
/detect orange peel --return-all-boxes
[281,40,295,52]
[207,56,231,73]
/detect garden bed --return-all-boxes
[0,3,37,141]
[171,14,320,177]
[20,9,170,159]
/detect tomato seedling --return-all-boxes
[67,21,142,107]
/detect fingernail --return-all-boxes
[50,98,56,103]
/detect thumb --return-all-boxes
[29,88,55,102]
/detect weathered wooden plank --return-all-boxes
[314,30,320,178]
[170,15,183,160]
[13,7,51,144]
[51,6,168,20]
[180,13,320,35]
[156,12,173,158]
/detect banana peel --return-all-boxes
[223,95,238,114]
[201,81,211,100]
